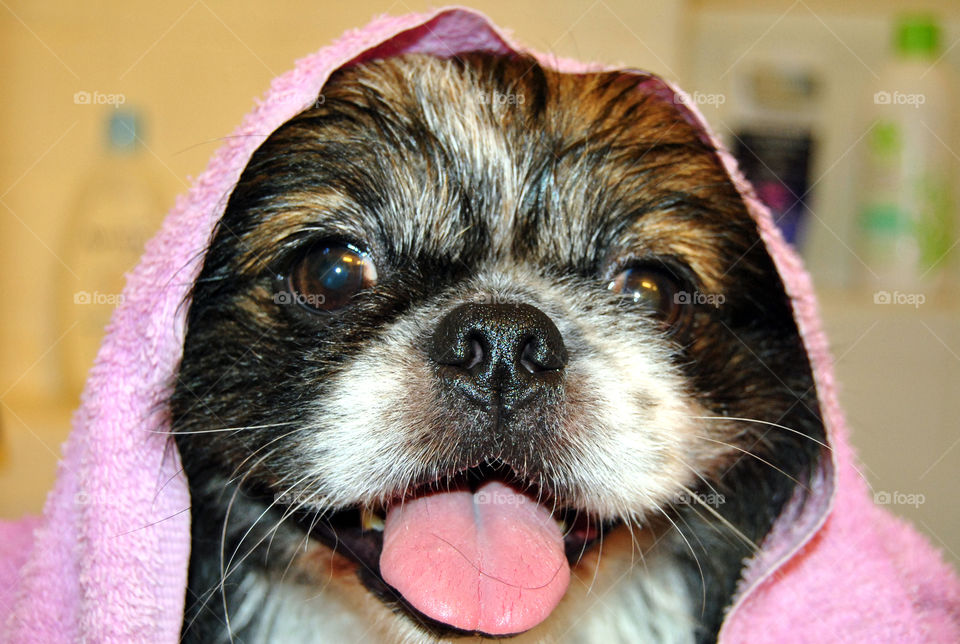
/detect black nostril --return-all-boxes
[519,338,540,374]
[519,337,560,374]
[428,302,567,410]
[465,336,485,371]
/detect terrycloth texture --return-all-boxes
[1,7,957,643]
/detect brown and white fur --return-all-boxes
[171,53,824,643]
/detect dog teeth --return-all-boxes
[361,507,385,532]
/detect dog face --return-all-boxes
[172,53,824,643]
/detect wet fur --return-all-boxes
[172,53,824,643]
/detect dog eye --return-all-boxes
[607,267,681,325]
[287,242,377,312]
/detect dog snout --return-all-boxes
[428,302,567,411]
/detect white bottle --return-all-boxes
[57,110,166,401]
[858,14,955,295]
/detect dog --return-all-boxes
[171,52,824,643]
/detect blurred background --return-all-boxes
[0,0,957,567]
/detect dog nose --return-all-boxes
[428,303,567,411]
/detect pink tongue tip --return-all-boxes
[380,480,570,635]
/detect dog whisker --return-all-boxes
[694,434,809,491]
[587,513,604,596]
[180,463,272,640]
[691,415,830,451]
[224,427,310,486]
[279,494,326,587]
[673,454,725,503]
[221,473,313,631]
[677,483,759,553]
[263,495,308,563]
[669,506,711,616]
[153,421,295,435]
[221,471,296,642]
[645,495,706,612]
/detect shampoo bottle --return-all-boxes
[858,14,956,294]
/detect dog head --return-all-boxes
[172,53,823,641]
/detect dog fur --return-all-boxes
[172,53,824,643]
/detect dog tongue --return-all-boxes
[380,480,570,635]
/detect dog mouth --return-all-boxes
[292,462,613,638]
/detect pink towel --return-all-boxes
[2,8,957,643]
